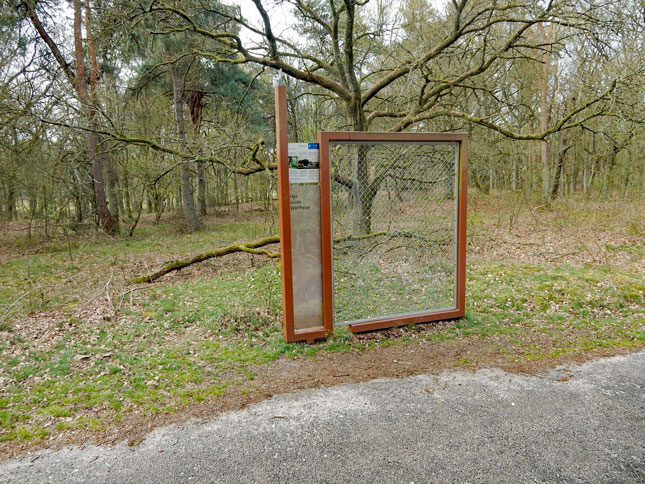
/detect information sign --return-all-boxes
[288,143,323,329]
[288,143,320,184]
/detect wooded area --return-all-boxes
[1,0,643,237]
[2,0,645,452]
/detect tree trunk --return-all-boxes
[73,0,117,235]
[524,153,532,200]
[489,167,494,193]
[169,63,200,232]
[583,149,591,195]
[541,142,550,199]
[511,156,519,191]
[344,94,374,233]
[187,88,207,216]
[42,185,49,237]
[152,187,165,224]
[351,145,372,234]
[197,162,207,216]
[601,146,619,201]
[87,1,119,234]
[601,161,610,200]
[621,168,631,199]
[569,161,578,196]
[74,194,83,223]
[6,183,16,220]
[234,172,240,214]
[86,133,116,234]
[122,170,133,219]
[104,154,120,226]
[549,134,571,200]
[538,23,553,200]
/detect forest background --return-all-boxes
[0,0,643,453]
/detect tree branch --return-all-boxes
[251,0,277,58]
[23,1,76,88]
[129,235,280,283]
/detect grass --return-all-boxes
[0,195,643,445]
[0,212,358,443]
[0,215,272,323]
[462,263,643,352]
[333,257,455,323]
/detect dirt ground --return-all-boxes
[2,333,637,460]
[1,196,643,460]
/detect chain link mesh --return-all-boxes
[330,141,458,325]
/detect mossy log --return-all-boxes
[130,235,280,284]
[130,230,413,284]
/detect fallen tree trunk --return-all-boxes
[130,230,438,284]
[130,235,280,284]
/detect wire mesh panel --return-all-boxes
[329,141,459,326]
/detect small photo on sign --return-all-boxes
[295,158,319,169]
[288,143,320,184]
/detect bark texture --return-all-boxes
[129,235,280,283]
[170,64,201,232]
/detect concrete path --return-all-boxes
[1,351,644,484]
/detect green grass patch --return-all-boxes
[0,253,367,442]
[443,263,644,359]
[1,203,643,444]
[0,215,276,322]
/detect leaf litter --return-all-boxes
[0,197,643,459]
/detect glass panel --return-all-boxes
[290,183,324,329]
[289,143,323,330]
[330,141,458,325]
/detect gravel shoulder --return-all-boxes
[1,351,643,484]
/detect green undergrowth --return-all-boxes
[0,217,272,324]
[1,259,643,443]
[0,259,356,444]
[456,263,644,356]
[1,202,643,444]
[333,257,455,323]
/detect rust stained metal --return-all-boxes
[317,131,468,334]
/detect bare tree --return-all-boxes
[22,0,119,234]
[169,62,201,232]
[144,0,633,227]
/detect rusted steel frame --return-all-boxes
[276,86,330,343]
[317,131,468,334]
[456,136,468,317]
